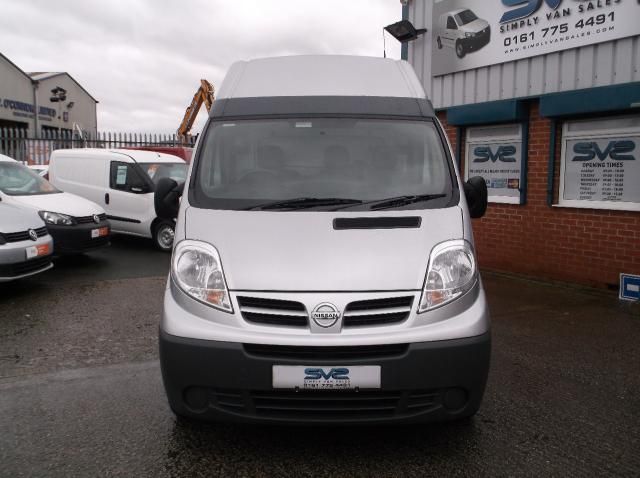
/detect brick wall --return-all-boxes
[438,102,640,290]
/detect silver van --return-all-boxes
[437,9,491,58]
[155,55,490,424]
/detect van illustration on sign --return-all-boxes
[437,8,491,58]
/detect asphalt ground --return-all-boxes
[0,234,639,477]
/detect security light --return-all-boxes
[384,19,427,43]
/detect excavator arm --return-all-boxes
[177,79,214,143]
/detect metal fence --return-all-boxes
[0,128,195,164]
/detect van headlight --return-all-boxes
[419,240,477,312]
[171,240,233,313]
[39,211,74,226]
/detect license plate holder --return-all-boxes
[91,227,109,238]
[272,365,381,390]
[25,243,50,259]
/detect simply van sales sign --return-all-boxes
[431,0,640,76]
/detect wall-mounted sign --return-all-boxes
[0,98,56,121]
[560,115,640,211]
[431,0,640,76]
[465,123,524,204]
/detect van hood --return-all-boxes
[0,203,45,233]
[185,207,464,291]
[10,192,105,217]
[461,19,489,33]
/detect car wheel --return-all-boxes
[153,221,175,252]
[455,40,465,58]
[437,36,442,49]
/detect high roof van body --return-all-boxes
[156,55,491,424]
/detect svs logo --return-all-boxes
[304,367,350,380]
[473,145,517,163]
[572,140,636,161]
[500,0,562,24]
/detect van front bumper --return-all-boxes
[47,220,111,254]
[159,330,491,425]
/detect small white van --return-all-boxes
[0,154,110,255]
[156,55,490,425]
[49,149,187,251]
[437,9,491,58]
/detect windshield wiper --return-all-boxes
[243,197,363,211]
[332,194,447,211]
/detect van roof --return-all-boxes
[446,8,470,16]
[217,55,426,100]
[51,148,186,164]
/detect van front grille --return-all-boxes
[74,213,107,224]
[243,343,409,361]
[2,226,48,243]
[237,296,308,328]
[207,389,440,421]
[343,296,414,327]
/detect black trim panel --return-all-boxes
[333,216,421,230]
[211,96,436,119]
[106,215,142,224]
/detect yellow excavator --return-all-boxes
[177,79,214,144]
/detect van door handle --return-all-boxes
[105,193,110,205]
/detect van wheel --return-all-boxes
[455,40,465,58]
[153,221,175,252]
[437,37,442,49]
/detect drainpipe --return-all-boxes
[32,80,39,139]
[401,3,409,60]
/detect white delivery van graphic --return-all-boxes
[437,8,491,58]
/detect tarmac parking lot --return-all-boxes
[0,235,639,477]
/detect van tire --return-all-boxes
[455,40,465,58]
[437,37,442,49]
[153,220,175,252]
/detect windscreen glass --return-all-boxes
[456,10,478,25]
[139,163,188,185]
[191,118,453,211]
[0,162,60,196]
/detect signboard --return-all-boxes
[465,124,524,204]
[560,116,640,211]
[431,0,640,76]
[620,274,640,301]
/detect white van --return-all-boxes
[0,154,110,254]
[0,202,54,281]
[156,55,490,424]
[437,9,491,58]
[49,149,187,251]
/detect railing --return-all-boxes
[0,128,195,164]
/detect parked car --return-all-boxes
[49,149,187,251]
[0,202,54,281]
[0,154,110,254]
[437,9,490,58]
[27,164,49,179]
[155,55,490,425]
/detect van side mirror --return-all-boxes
[464,176,488,219]
[154,178,184,220]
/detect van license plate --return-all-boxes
[272,365,381,390]
[25,243,50,259]
[91,227,109,238]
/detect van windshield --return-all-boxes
[139,163,188,185]
[455,10,478,26]
[0,162,60,196]
[191,118,454,211]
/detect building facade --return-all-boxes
[0,53,97,138]
[404,0,640,290]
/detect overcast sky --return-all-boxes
[1,0,402,134]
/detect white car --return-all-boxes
[0,154,110,254]
[49,148,187,251]
[0,202,54,281]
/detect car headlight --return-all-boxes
[419,239,477,312]
[172,240,232,313]
[465,32,475,38]
[38,211,74,226]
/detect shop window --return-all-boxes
[559,115,640,212]
[465,123,524,204]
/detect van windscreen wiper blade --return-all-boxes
[332,194,447,211]
[244,197,363,211]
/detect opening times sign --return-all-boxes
[431,0,640,76]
